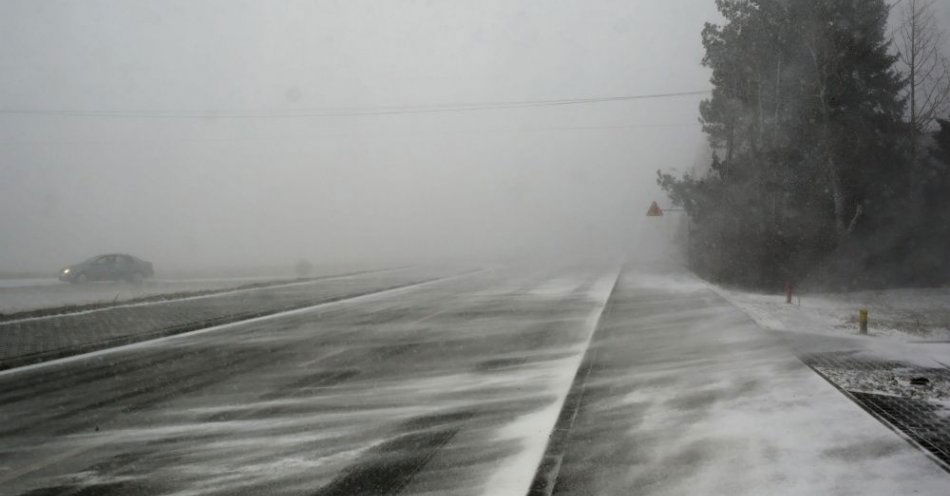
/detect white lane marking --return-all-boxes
[0,268,410,326]
[0,270,494,488]
[479,268,622,496]
[0,270,485,379]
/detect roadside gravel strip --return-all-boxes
[0,269,474,371]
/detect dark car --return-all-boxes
[59,254,154,283]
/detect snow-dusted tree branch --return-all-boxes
[897,0,950,139]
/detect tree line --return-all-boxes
[659,0,950,289]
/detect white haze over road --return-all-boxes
[0,0,725,273]
[3,2,950,274]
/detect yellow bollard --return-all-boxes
[859,309,868,335]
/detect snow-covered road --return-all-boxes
[0,266,396,315]
[1,265,947,495]
[544,267,949,495]
[0,266,618,496]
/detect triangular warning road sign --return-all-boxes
[646,201,664,217]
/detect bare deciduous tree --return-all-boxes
[897,0,950,144]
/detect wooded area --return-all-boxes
[659,0,950,289]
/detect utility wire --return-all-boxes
[0,90,711,119]
[0,121,702,146]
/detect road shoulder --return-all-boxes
[541,269,950,495]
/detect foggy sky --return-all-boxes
[2,1,940,274]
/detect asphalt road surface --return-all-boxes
[0,266,395,316]
[0,266,617,496]
[0,267,454,370]
[533,270,949,495]
[2,265,948,496]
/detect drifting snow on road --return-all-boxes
[2,266,949,495]
[0,267,623,495]
[535,268,950,495]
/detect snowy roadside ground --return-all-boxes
[710,281,950,467]
[710,284,950,369]
[715,286,950,342]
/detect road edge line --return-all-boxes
[523,268,623,496]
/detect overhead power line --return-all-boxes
[0,90,711,119]
[0,121,703,147]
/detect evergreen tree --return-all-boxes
[660,0,909,288]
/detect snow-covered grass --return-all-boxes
[715,286,950,342]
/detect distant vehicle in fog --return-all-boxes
[59,254,154,283]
